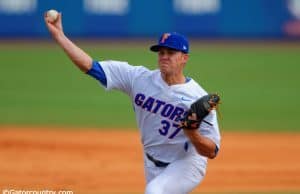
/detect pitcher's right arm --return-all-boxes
[44,12,92,73]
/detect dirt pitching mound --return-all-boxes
[0,126,299,193]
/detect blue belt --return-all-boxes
[146,153,170,167]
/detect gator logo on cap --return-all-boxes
[160,33,171,43]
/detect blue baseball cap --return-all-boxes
[150,32,189,53]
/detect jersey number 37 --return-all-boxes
[158,120,182,139]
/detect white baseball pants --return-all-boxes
[144,154,206,194]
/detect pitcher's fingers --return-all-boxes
[56,12,62,22]
[44,12,51,24]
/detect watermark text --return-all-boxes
[2,189,73,194]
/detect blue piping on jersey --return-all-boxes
[184,141,189,152]
[215,145,219,155]
[86,60,107,87]
[185,77,191,83]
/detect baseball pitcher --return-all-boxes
[44,12,221,194]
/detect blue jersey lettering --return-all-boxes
[152,100,166,113]
[134,93,186,122]
[142,97,155,111]
[135,93,145,106]
[161,104,174,118]
[169,107,185,121]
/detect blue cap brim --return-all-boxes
[150,45,188,53]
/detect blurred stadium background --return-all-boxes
[0,0,300,131]
[1,0,300,38]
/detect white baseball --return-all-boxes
[47,9,59,23]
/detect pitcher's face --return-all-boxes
[157,47,188,75]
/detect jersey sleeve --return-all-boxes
[86,60,107,86]
[199,110,221,150]
[97,60,144,96]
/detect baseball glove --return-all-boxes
[181,93,220,130]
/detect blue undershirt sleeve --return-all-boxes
[86,60,107,87]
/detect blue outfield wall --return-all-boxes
[0,0,299,38]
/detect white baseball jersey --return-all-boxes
[98,60,221,165]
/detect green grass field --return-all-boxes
[0,40,300,131]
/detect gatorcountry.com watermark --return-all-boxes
[2,189,73,194]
